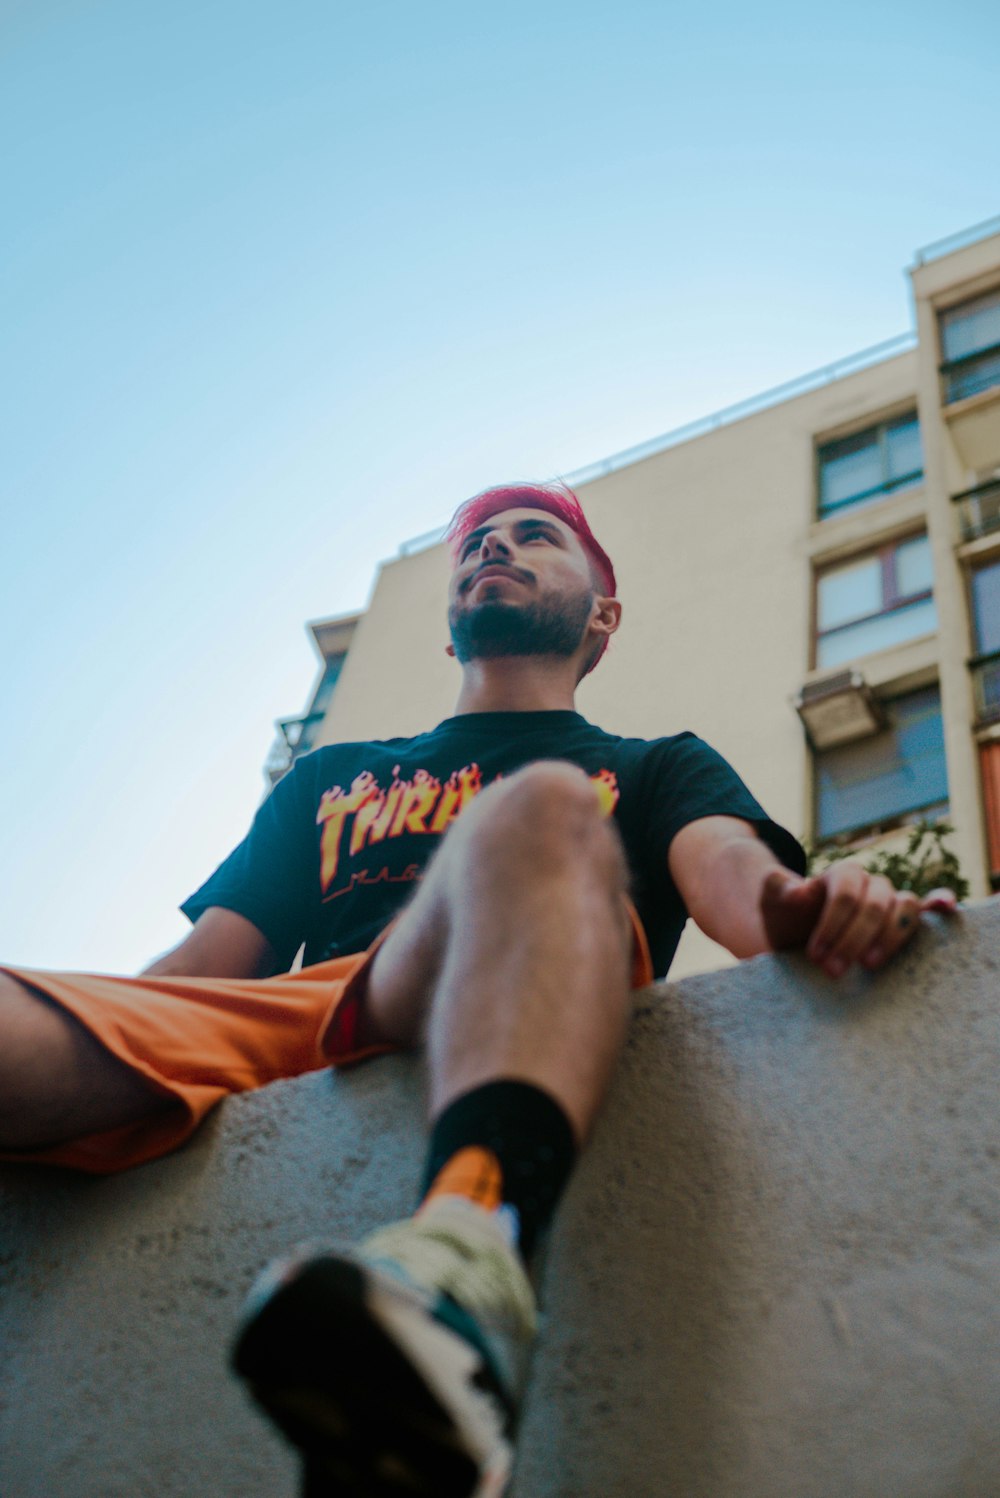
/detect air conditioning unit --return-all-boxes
[794,669,885,750]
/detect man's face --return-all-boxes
[447,507,601,666]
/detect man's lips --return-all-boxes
[464,564,530,593]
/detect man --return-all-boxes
[0,484,957,1497]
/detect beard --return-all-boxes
[448,587,594,664]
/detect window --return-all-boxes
[814,686,948,841]
[971,559,1000,654]
[940,287,1000,403]
[969,559,1000,725]
[817,413,923,518]
[815,534,936,669]
[953,474,1000,543]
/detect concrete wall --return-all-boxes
[2,900,998,1498]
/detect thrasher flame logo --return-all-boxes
[316,763,619,893]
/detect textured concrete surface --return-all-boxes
[2,900,999,1498]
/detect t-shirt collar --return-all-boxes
[433,709,588,734]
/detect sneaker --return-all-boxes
[231,1197,538,1498]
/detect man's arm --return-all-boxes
[668,814,958,976]
[141,907,279,978]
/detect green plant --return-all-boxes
[805,819,970,900]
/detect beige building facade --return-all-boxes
[268,217,1000,977]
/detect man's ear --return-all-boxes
[592,597,622,639]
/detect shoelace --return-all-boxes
[363,1211,538,1340]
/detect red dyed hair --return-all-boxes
[445,482,617,674]
[445,483,616,596]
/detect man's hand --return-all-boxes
[761,865,959,978]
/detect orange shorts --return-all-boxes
[0,905,653,1175]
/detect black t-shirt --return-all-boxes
[182,711,805,979]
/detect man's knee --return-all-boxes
[456,761,626,885]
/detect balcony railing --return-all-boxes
[264,712,326,783]
[953,477,1000,542]
[970,650,1000,726]
[941,341,1000,404]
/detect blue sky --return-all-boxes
[1,0,998,971]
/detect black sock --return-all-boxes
[419,1079,577,1258]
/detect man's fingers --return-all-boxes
[820,875,899,973]
[809,870,900,974]
[770,867,961,973]
[859,890,923,969]
[859,886,961,969]
[920,887,961,914]
[805,862,870,965]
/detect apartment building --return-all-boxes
[266,217,1000,977]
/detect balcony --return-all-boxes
[953,477,1000,542]
[941,340,1000,404]
[941,379,1000,472]
[264,711,325,784]
[970,650,1000,726]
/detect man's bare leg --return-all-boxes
[0,974,172,1150]
[232,762,635,1495]
[361,759,634,1142]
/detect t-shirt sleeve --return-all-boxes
[644,734,806,877]
[180,760,316,968]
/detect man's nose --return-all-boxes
[480,529,512,561]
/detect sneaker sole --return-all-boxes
[231,1253,514,1498]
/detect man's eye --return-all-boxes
[524,529,553,543]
